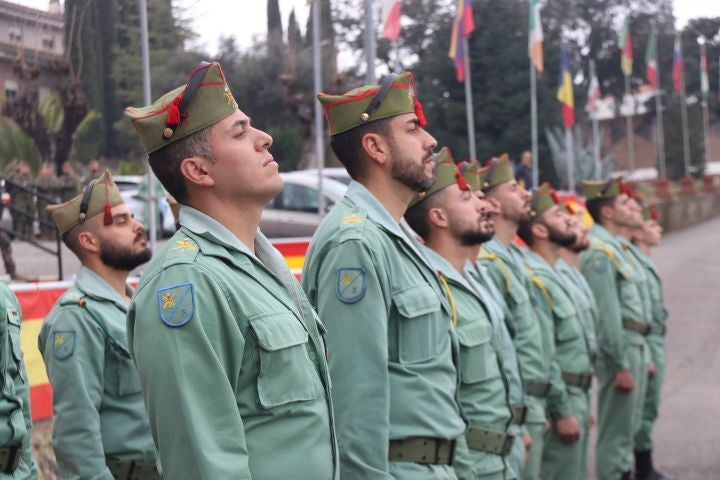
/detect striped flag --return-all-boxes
[586,60,601,113]
[557,44,575,129]
[645,26,658,89]
[672,33,684,93]
[528,0,544,73]
[448,0,475,82]
[382,0,402,42]
[618,16,633,76]
[701,43,709,97]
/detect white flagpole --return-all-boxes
[463,37,477,161]
[530,61,539,189]
[364,0,377,83]
[565,126,575,192]
[139,0,157,250]
[653,22,667,179]
[589,60,601,179]
[678,34,691,176]
[312,0,325,214]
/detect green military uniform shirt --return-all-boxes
[128,206,337,480]
[39,267,155,479]
[301,181,466,479]
[0,284,37,479]
[423,248,514,479]
[478,238,549,424]
[631,249,667,355]
[556,259,598,361]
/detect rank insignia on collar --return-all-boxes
[52,330,76,360]
[172,238,198,252]
[336,268,366,303]
[157,283,195,328]
[342,214,364,225]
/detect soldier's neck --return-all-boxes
[559,248,580,268]
[532,240,560,268]
[363,176,415,222]
[426,234,472,274]
[493,218,517,247]
[86,262,130,300]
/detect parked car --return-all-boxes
[261,172,349,238]
[114,175,175,237]
[298,167,352,185]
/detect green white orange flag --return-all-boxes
[645,26,658,89]
[618,16,633,77]
[528,0,543,73]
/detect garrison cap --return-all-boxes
[318,71,427,136]
[125,61,238,154]
[481,154,515,191]
[642,205,659,221]
[529,182,560,218]
[47,170,124,234]
[581,177,633,200]
[409,147,469,207]
[459,160,488,191]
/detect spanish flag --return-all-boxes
[557,44,575,129]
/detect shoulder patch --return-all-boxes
[336,268,366,303]
[592,256,609,273]
[157,283,195,328]
[52,330,76,360]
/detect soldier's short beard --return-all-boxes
[100,237,152,271]
[389,139,434,192]
[548,224,577,248]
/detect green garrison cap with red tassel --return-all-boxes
[317,71,427,136]
[481,154,515,191]
[409,147,469,207]
[125,61,238,154]
[529,182,560,218]
[581,177,634,200]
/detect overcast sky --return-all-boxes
[13,0,720,55]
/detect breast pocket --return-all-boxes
[106,343,142,397]
[393,284,444,364]
[456,321,499,384]
[553,300,580,343]
[250,312,322,408]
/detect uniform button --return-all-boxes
[309,351,316,361]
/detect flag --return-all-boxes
[701,44,709,97]
[528,0,544,73]
[382,0,402,42]
[645,26,658,89]
[586,61,601,114]
[618,16,633,76]
[557,44,575,129]
[672,33,684,93]
[448,0,475,82]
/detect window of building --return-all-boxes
[9,28,22,43]
[5,80,18,100]
[42,36,55,50]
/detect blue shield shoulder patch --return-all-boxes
[592,256,608,273]
[157,283,195,328]
[52,330,76,360]
[336,268,366,303]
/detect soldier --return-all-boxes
[405,149,516,480]
[0,283,38,478]
[83,159,102,184]
[8,162,33,240]
[631,206,668,480]
[579,179,650,480]
[125,61,337,479]
[39,170,157,479]
[516,184,594,480]
[34,163,59,240]
[476,154,550,480]
[57,162,81,202]
[302,72,465,479]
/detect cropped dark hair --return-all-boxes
[329,117,393,181]
[585,197,614,225]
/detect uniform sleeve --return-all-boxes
[580,251,628,371]
[306,240,393,479]
[13,298,38,479]
[128,267,249,480]
[40,307,113,480]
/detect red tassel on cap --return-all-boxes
[414,99,427,127]
[456,172,470,191]
[651,206,659,221]
[565,203,576,214]
[165,95,183,127]
[103,204,113,226]
[550,190,560,205]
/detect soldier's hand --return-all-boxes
[648,361,657,378]
[555,416,581,443]
[614,369,635,392]
[523,432,533,461]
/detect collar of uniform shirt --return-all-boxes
[75,265,132,309]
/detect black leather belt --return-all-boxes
[106,457,161,480]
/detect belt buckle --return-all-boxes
[502,433,515,456]
[5,445,20,475]
[517,405,528,424]
[643,324,652,336]
[434,439,455,465]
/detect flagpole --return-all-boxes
[590,60,601,179]
[530,60,539,189]
[394,41,401,72]
[703,97,711,164]
[564,127,575,192]
[700,42,712,165]
[462,37,477,161]
[678,33,691,176]
[624,74,636,176]
[312,0,325,215]
[652,21,667,179]
[364,0,377,83]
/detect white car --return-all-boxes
[114,175,175,237]
[261,172,349,238]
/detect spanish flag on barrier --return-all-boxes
[448,0,475,82]
[557,44,575,129]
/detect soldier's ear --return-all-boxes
[76,229,100,254]
[530,221,549,240]
[427,206,448,229]
[360,132,389,167]
[180,156,214,189]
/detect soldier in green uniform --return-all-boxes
[405,150,516,480]
[57,162,81,202]
[0,285,38,478]
[631,206,668,480]
[125,61,337,479]
[39,170,158,479]
[34,163,59,240]
[302,72,465,479]
[516,184,594,480]
[461,161,530,480]
[476,155,550,480]
[82,159,102,185]
[7,162,33,240]
[579,179,650,480]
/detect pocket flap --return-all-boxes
[456,321,492,347]
[250,312,308,351]
[6,307,20,327]
[552,299,575,319]
[393,284,441,318]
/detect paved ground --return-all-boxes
[8,218,720,478]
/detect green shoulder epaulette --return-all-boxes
[57,289,86,308]
[526,267,553,309]
[338,210,368,243]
